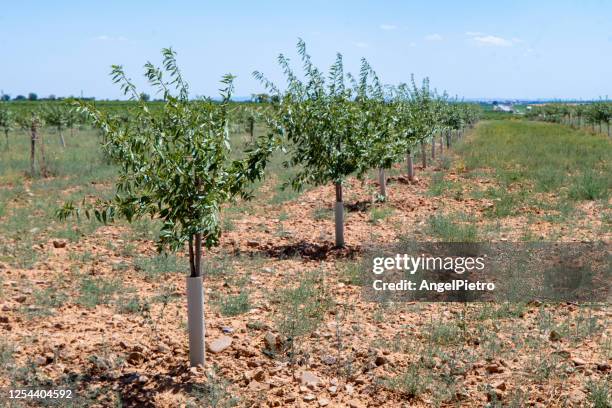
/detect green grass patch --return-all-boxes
[77,276,123,308]
[427,213,478,242]
[457,121,611,210]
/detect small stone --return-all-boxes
[35,356,47,366]
[596,362,611,372]
[321,355,337,365]
[571,357,586,366]
[221,326,234,334]
[138,375,149,383]
[486,364,504,374]
[208,336,233,354]
[53,241,67,249]
[549,330,561,342]
[156,344,170,353]
[262,267,273,273]
[14,295,26,303]
[264,331,280,352]
[303,394,316,402]
[328,385,337,395]
[348,400,366,408]
[0,316,9,323]
[284,393,297,403]
[492,380,507,391]
[345,384,354,395]
[247,240,259,247]
[375,355,387,366]
[247,380,269,391]
[300,371,321,387]
[126,351,145,366]
[1,305,11,312]
[252,369,266,382]
[318,397,330,407]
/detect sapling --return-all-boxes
[394,78,439,180]
[58,48,275,366]
[0,103,12,150]
[43,104,68,147]
[254,40,375,247]
[16,111,46,177]
[351,59,402,201]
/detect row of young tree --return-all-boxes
[0,103,90,176]
[47,42,477,367]
[255,39,479,247]
[526,102,612,137]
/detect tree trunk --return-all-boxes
[248,117,255,143]
[58,127,66,148]
[187,233,205,367]
[420,141,426,168]
[30,126,37,176]
[378,168,387,199]
[446,130,451,148]
[38,129,47,176]
[439,135,444,155]
[406,150,414,181]
[334,182,345,248]
[431,137,436,160]
[4,129,8,150]
[608,121,610,138]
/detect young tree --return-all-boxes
[254,40,373,247]
[16,110,47,177]
[394,78,440,181]
[58,48,275,367]
[352,59,402,200]
[43,104,68,147]
[0,103,13,150]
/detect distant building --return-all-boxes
[493,104,514,113]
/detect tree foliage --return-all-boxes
[58,48,276,267]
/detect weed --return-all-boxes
[313,206,331,221]
[116,294,149,314]
[0,340,15,373]
[425,320,464,346]
[385,364,431,398]
[188,369,239,408]
[203,255,234,278]
[427,213,478,242]
[134,253,187,280]
[215,291,250,316]
[340,260,363,285]
[369,206,394,224]
[77,276,123,308]
[275,271,333,354]
[22,286,68,318]
[586,377,611,408]
[568,170,609,201]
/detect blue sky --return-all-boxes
[0,0,610,100]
